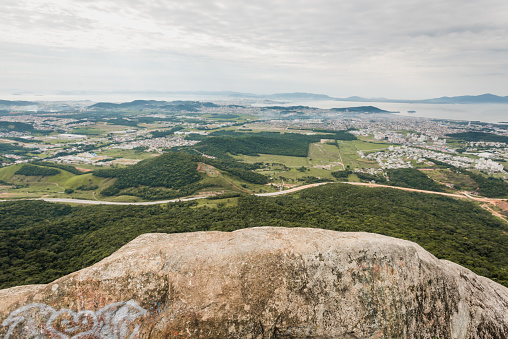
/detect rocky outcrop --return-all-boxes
[0,227,507,338]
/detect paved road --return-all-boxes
[0,183,331,205]
[0,196,206,205]
[255,182,330,196]
[2,182,506,209]
[344,182,508,203]
[343,182,468,199]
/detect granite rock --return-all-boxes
[1,227,507,338]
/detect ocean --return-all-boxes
[271,100,508,124]
[2,93,507,124]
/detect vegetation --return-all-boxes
[447,131,508,143]
[32,161,85,175]
[1,184,507,289]
[0,121,36,133]
[386,168,446,192]
[94,152,202,197]
[76,184,99,191]
[150,126,185,138]
[205,159,268,185]
[466,171,508,198]
[14,164,61,177]
[331,170,352,179]
[0,142,30,155]
[93,152,268,198]
[355,172,387,183]
[194,131,356,158]
[424,169,477,191]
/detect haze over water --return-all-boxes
[3,92,508,124]
[276,100,508,124]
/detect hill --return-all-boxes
[1,227,507,338]
[330,106,392,113]
[93,152,205,198]
[88,100,219,111]
[93,152,268,199]
[267,92,335,100]
[335,93,508,104]
[0,100,37,106]
[1,183,507,290]
[422,93,508,104]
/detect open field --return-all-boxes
[308,142,343,169]
[337,140,388,169]
[234,153,310,167]
[0,164,117,199]
[234,140,391,185]
[423,168,478,190]
[99,149,157,160]
[72,122,132,135]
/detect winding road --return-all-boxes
[1,182,507,224]
[0,183,330,205]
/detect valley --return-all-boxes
[1,99,508,292]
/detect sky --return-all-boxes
[1,0,508,99]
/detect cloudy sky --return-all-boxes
[1,0,508,98]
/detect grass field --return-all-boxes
[0,139,393,201]
[0,164,117,200]
[337,140,389,169]
[235,153,310,167]
[423,169,478,191]
[99,149,157,160]
[308,142,342,169]
[234,140,390,185]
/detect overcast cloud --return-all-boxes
[1,0,507,98]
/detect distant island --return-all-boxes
[330,106,393,113]
[2,92,508,107]
[335,93,508,104]
[89,102,392,114]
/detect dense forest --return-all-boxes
[1,184,507,289]
[93,152,268,198]
[32,161,84,175]
[94,152,203,197]
[0,121,36,133]
[0,142,30,156]
[14,164,61,177]
[386,168,447,192]
[465,171,508,197]
[447,131,508,143]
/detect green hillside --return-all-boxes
[93,152,268,199]
[1,184,507,289]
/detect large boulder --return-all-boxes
[0,227,507,338]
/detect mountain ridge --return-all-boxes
[2,92,508,106]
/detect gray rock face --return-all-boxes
[0,227,507,338]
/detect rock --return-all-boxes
[0,227,507,338]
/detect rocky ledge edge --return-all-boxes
[0,227,507,338]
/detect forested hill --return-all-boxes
[88,100,219,111]
[1,183,507,289]
[93,151,268,198]
[93,152,203,198]
[330,106,391,113]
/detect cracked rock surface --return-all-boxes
[1,227,507,338]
